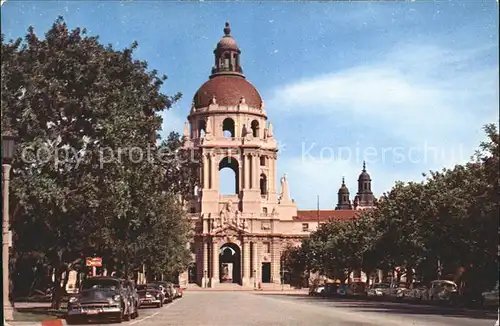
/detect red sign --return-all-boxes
[86,257,102,267]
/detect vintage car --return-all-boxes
[406,282,428,300]
[308,285,325,296]
[137,284,164,308]
[428,280,459,302]
[173,284,184,298]
[388,282,408,299]
[481,281,499,307]
[366,283,391,297]
[346,282,367,297]
[152,281,174,303]
[66,276,138,324]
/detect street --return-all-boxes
[72,291,497,326]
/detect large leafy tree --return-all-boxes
[293,123,498,289]
[2,17,195,307]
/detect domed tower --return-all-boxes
[354,161,374,209]
[183,22,295,288]
[336,177,352,210]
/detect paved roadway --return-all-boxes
[71,291,498,326]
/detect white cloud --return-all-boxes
[268,42,498,208]
[268,43,498,145]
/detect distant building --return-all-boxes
[178,23,375,289]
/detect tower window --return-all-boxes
[198,120,206,138]
[260,174,268,196]
[262,207,268,215]
[251,120,260,137]
[260,156,266,166]
[302,223,309,232]
[222,118,235,138]
[224,53,230,70]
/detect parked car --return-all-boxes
[428,280,459,302]
[389,282,408,299]
[173,284,184,298]
[347,282,367,297]
[309,285,325,296]
[366,283,391,297]
[152,281,174,303]
[482,282,499,307]
[66,276,138,324]
[137,284,164,308]
[122,279,140,317]
[406,282,428,300]
[338,284,348,296]
[324,283,341,297]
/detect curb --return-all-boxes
[5,319,66,326]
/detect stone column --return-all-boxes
[211,153,218,190]
[202,240,209,288]
[253,154,259,190]
[203,154,209,189]
[244,153,249,189]
[271,240,281,284]
[210,239,219,287]
[254,241,262,288]
[242,240,251,287]
[251,241,258,288]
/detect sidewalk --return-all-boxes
[5,320,66,326]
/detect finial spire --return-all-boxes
[362,161,366,172]
[224,21,231,36]
[342,176,345,185]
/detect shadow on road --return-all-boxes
[264,294,498,320]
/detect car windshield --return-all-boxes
[82,278,119,291]
[374,283,390,289]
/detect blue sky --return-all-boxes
[2,1,498,209]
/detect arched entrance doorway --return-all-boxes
[220,243,241,284]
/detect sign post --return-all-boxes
[86,257,102,276]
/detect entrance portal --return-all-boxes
[220,243,241,284]
[262,262,271,283]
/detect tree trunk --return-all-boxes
[51,266,65,309]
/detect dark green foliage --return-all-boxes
[2,17,197,307]
[292,124,499,289]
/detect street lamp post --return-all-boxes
[2,132,16,322]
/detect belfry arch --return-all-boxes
[219,156,240,195]
[222,118,235,138]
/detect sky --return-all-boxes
[1,0,498,209]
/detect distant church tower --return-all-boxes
[353,161,374,210]
[336,177,352,210]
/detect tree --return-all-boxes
[2,17,193,307]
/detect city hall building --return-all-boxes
[178,23,375,289]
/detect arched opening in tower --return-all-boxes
[251,120,260,138]
[260,173,268,197]
[222,118,235,138]
[198,119,207,138]
[219,156,239,195]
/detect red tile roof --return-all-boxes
[294,210,360,222]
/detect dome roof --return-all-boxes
[193,76,262,109]
[358,162,371,181]
[216,22,239,51]
[217,36,239,51]
[338,177,349,194]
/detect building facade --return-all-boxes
[178,23,375,288]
